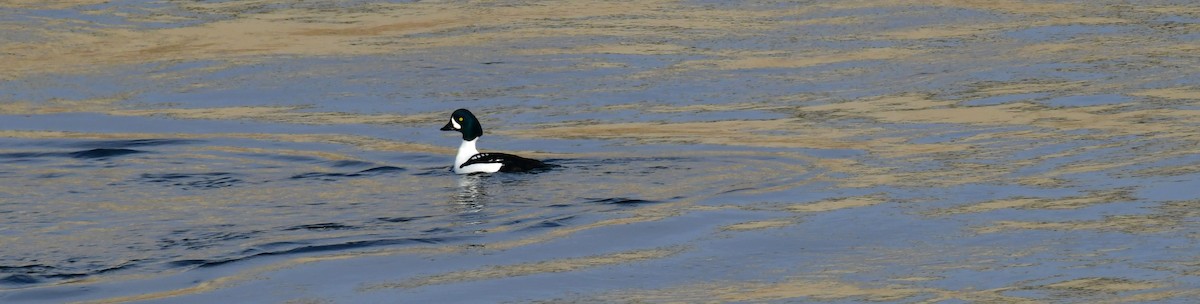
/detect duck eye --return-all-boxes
[457,117,463,122]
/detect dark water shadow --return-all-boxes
[0,260,140,289]
[0,139,200,166]
[374,215,433,223]
[517,215,577,231]
[289,166,405,181]
[66,139,200,149]
[284,223,357,231]
[165,236,473,269]
[140,172,243,190]
[585,197,663,206]
[67,148,144,159]
[0,148,147,161]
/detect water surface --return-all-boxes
[2,0,1200,302]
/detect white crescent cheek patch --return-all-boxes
[451,119,461,130]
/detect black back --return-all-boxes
[461,153,547,172]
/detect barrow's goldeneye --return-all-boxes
[440,108,545,174]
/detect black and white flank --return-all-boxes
[440,108,545,174]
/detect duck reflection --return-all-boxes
[450,174,487,216]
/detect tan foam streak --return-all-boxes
[363,247,684,290]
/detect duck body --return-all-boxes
[441,109,545,174]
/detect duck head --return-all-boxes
[440,108,484,141]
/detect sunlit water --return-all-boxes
[3,0,1200,303]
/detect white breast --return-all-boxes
[457,162,503,174]
[454,139,501,174]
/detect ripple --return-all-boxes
[67,148,145,159]
[289,166,406,180]
[329,160,377,168]
[68,139,199,149]
[139,172,244,190]
[167,236,469,269]
[587,197,661,206]
[520,216,576,231]
[284,223,357,231]
[0,274,39,285]
[0,148,146,160]
[374,216,432,223]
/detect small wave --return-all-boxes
[69,139,199,149]
[0,152,54,159]
[329,160,376,167]
[166,236,468,269]
[0,264,93,287]
[290,166,405,180]
[520,216,576,231]
[264,154,324,163]
[412,167,454,176]
[158,230,262,251]
[140,172,243,190]
[0,148,145,160]
[284,223,357,231]
[68,148,144,159]
[0,265,58,286]
[0,274,39,285]
[374,216,431,223]
[587,197,661,206]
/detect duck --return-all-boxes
[440,108,546,174]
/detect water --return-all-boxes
[2,0,1200,302]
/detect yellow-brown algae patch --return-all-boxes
[0,93,135,115]
[0,130,454,155]
[805,93,1200,135]
[1041,277,1165,293]
[974,215,1172,234]
[282,298,331,304]
[1098,289,1200,303]
[877,25,997,40]
[721,219,796,231]
[1,0,818,80]
[929,190,1133,216]
[680,48,926,70]
[816,0,1087,15]
[193,146,363,162]
[1038,136,1200,179]
[1019,42,1087,55]
[715,279,922,302]
[1132,87,1200,100]
[1129,161,1200,178]
[0,0,109,9]
[502,118,968,160]
[805,94,953,113]
[1099,287,1200,304]
[786,195,887,213]
[874,16,1128,40]
[967,80,1092,97]
[515,43,696,56]
[790,15,871,27]
[603,278,927,302]
[1016,176,1073,188]
[362,247,683,290]
[924,0,1088,14]
[594,102,801,120]
[890,276,941,282]
[78,275,245,304]
[1135,5,1200,15]
[596,276,1056,303]
[107,107,443,126]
